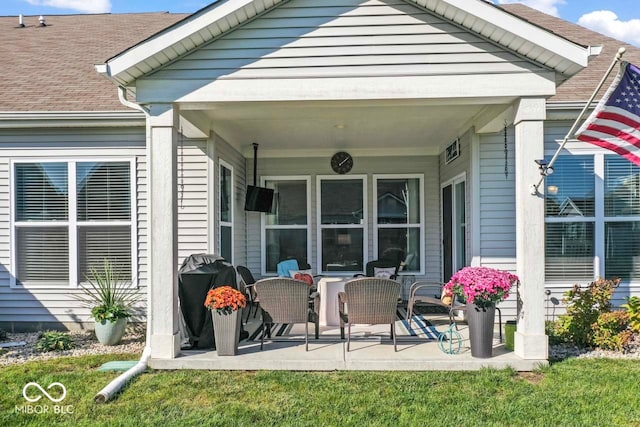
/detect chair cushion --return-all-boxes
[277,259,299,277]
[374,267,396,279]
[290,269,314,285]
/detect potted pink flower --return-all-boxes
[443,266,518,309]
[443,266,518,358]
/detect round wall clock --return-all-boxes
[331,151,353,174]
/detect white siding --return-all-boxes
[144,0,545,82]
[176,139,210,265]
[479,129,516,269]
[245,154,441,294]
[478,128,517,318]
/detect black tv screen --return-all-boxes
[244,185,274,212]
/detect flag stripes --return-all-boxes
[576,61,640,166]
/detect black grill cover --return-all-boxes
[178,254,238,349]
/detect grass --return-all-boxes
[1,354,640,426]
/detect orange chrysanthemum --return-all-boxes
[204,286,247,315]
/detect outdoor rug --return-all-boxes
[245,307,445,342]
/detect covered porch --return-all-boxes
[141,92,551,367]
[96,0,593,368]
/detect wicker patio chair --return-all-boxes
[338,278,401,352]
[254,277,320,351]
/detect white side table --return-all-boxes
[317,277,348,326]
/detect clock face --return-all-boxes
[331,151,353,174]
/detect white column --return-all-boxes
[147,104,180,359]
[513,98,548,360]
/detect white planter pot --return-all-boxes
[94,318,127,346]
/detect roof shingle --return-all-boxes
[0,13,185,111]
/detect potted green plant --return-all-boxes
[75,259,139,346]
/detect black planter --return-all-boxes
[466,303,496,358]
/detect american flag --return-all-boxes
[575,61,640,166]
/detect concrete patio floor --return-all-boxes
[150,312,548,371]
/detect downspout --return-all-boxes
[94,86,151,403]
[117,86,150,115]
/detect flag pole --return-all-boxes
[531,47,627,195]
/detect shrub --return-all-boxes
[545,320,567,345]
[35,331,74,352]
[591,311,632,352]
[75,259,140,323]
[553,278,620,347]
[621,296,640,333]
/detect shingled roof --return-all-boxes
[1,5,638,112]
[501,4,640,103]
[0,13,185,111]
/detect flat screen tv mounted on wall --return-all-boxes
[244,185,274,213]
[244,142,274,212]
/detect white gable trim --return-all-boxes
[97,0,589,87]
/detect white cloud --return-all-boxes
[494,0,565,17]
[25,0,111,14]
[578,10,640,47]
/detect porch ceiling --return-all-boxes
[187,100,492,156]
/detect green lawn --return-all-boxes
[1,354,639,426]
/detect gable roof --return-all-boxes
[99,0,589,87]
[501,4,640,103]
[0,4,639,113]
[0,13,185,112]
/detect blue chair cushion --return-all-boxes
[277,259,299,277]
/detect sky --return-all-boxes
[0,0,638,46]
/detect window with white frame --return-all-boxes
[545,154,640,281]
[318,177,366,274]
[262,177,310,274]
[374,175,423,273]
[13,160,133,287]
[219,161,233,263]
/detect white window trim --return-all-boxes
[440,172,467,282]
[260,175,311,276]
[219,159,234,264]
[373,174,425,275]
[544,153,640,286]
[316,175,368,275]
[9,157,138,289]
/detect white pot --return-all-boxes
[94,317,127,346]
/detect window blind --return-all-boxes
[545,222,594,281]
[15,163,68,221]
[604,157,640,217]
[16,227,69,284]
[545,157,594,217]
[77,162,130,221]
[605,222,640,279]
[78,226,132,281]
